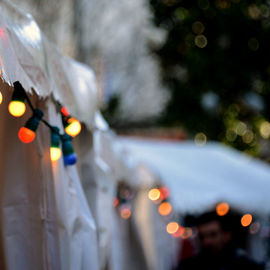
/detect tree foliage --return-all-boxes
[150,0,270,155]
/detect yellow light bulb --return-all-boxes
[148,188,161,201]
[50,147,62,162]
[65,118,81,137]
[0,92,2,104]
[8,101,26,117]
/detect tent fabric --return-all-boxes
[47,101,99,270]
[94,132,179,270]
[134,189,179,270]
[0,0,99,127]
[0,82,61,270]
[117,137,270,215]
[0,81,99,270]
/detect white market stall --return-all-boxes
[117,137,270,216]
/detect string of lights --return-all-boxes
[6,81,82,166]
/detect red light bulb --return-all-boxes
[61,106,69,117]
[18,127,36,143]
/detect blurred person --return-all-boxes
[175,211,264,270]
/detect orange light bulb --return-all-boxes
[65,118,81,137]
[241,214,252,227]
[216,202,230,216]
[8,101,26,117]
[158,202,173,216]
[50,147,62,162]
[121,208,132,219]
[18,127,36,143]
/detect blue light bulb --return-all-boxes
[63,153,77,166]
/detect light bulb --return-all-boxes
[61,106,69,117]
[158,202,172,216]
[61,134,77,166]
[167,222,180,235]
[8,101,26,117]
[18,127,36,143]
[0,92,3,104]
[216,202,230,216]
[63,153,77,165]
[148,188,161,201]
[50,147,62,161]
[18,109,43,143]
[65,118,81,137]
[50,127,61,162]
[9,81,26,117]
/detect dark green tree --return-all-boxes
[150,0,270,155]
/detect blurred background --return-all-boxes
[8,0,270,267]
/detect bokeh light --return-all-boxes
[175,7,189,21]
[226,129,237,142]
[192,21,205,35]
[198,0,210,10]
[167,222,180,234]
[260,121,270,139]
[120,206,132,219]
[260,5,270,18]
[242,130,254,144]
[216,202,230,216]
[160,186,170,200]
[195,35,208,48]
[248,38,259,51]
[173,226,185,238]
[216,0,231,10]
[235,122,247,136]
[249,222,261,234]
[113,198,119,207]
[181,227,193,239]
[0,91,2,104]
[248,4,261,20]
[158,202,173,216]
[194,132,207,146]
[241,214,253,227]
[148,188,161,201]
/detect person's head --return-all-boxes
[196,211,232,255]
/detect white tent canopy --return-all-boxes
[117,137,270,215]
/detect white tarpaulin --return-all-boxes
[0,0,99,127]
[117,137,270,215]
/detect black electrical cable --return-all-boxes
[20,84,62,136]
